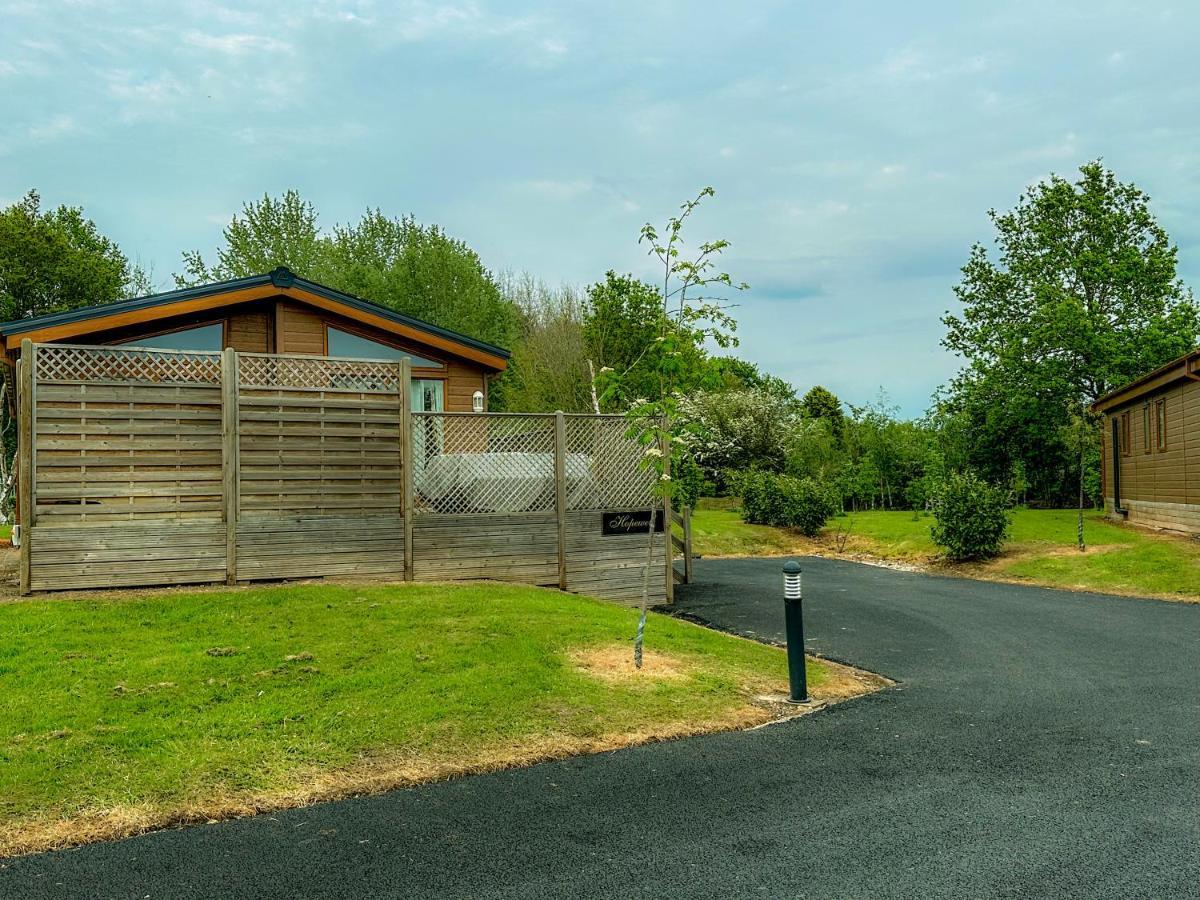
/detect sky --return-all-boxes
[2,1,1199,416]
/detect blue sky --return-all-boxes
[2,1,1198,415]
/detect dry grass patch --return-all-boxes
[568,645,695,683]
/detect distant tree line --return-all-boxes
[1,161,1196,515]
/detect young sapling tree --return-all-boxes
[596,187,746,667]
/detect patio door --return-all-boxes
[411,379,444,482]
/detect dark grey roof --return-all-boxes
[0,267,511,361]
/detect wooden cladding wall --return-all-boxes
[1102,377,1200,534]
[18,344,670,602]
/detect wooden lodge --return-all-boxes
[1093,346,1200,535]
[1,272,681,601]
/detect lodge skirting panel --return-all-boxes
[17,343,672,603]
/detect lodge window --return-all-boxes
[1119,411,1131,457]
[1142,405,1151,453]
[1155,399,1167,451]
[112,322,224,352]
[325,326,444,368]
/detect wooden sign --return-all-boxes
[602,509,664,535]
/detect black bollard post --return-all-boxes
[782,560,809,703]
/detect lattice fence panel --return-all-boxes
[412,413,558,514]
[563,415,656,510]
[36,345,220,385]
[238,353,400,393]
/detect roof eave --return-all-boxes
[0,268,510,368]
[1091,347,1200,413]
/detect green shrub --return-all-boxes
[741,471,838,537]
[929,473,1012,561]
[671,450,706,510]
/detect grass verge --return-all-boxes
[689,500,1200,601]
[0,581,880,857]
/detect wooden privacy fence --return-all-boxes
[16,341,671,603]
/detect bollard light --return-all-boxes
[782,560,809,704]
[472,390,485,413]
[783,559,802,599]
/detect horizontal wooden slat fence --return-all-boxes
[17,342,670,603]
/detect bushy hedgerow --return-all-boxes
[929,472,1012,561]
[740,471,839,537]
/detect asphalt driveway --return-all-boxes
[4,558,1198,898]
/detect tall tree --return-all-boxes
[326,210,517,349]
[800,385,846,444]
[0,190,147,320]
[492,273,593,413]
[942,161,1199,532]
[177,190,323,285]
[177,191,517,349]
[0,190,149,519]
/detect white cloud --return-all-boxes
[26,114,80,141]
[523,178,594,200]
[105,70,187,121]
[183,31,293,55]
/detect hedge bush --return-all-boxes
[740,471,839,537]
[929,473,1011,561]
[671,450,706,510]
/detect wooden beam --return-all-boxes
[683,504,693,585]
[221,347,240,584]
[17,340,34,594]
[661,428,673,604]
[555,410,567,590]
[399,358,414,581]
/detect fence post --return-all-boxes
[17,339,34,594]
[683,504,693,585]
[221,348,240,585]
[554,410,568,590]
[399,359,414,581]
[661,429,673,603]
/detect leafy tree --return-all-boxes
[177,190,323,284]
[708,356,796,401]
[801,385,846,444]
[945,161,1197,404]
[178,191,517,349]
[582,272,673,409]
[0,190,150,520]
[325,210,517,349]
[492,273,593,413]
[0,190,147,320]
[676,387,801,482]
[942,161,1199,535]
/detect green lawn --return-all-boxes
[0,581,845,856]
[690,500,1200,601]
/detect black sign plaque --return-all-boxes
[601,509,665,535]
